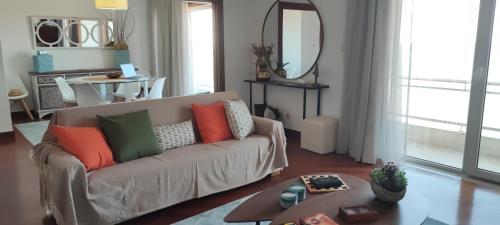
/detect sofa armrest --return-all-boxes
[252,116,289,169]
[32,142,88,225]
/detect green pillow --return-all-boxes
[97,110,161,162]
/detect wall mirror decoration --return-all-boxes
[31,17,114,49]
[262,0,324,79]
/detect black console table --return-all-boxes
[244,79,330,119]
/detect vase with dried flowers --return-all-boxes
[252,43,274,81]
[102,10,135,68]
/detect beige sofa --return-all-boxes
[32,91,288,225]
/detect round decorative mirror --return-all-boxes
[35,20,63,47]
[64,21,90,47]
[90,21,114,46]
[262,0,324,79]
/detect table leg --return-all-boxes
[303,88,307,119]
[263,84,267,105]
[143,80,149,97]
[256,222,260,225]
[317,89,322,116]
[98,83,107,99]
[249,83,253,114]
[19,98,34,120]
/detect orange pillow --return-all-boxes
[51,125,115,171]
[192,102,234,143]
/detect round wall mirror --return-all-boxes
[35,20,63,47]
[64,21,90,47]
[90,22,113,46]
[262,0,324,79]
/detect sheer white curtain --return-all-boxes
[337,0,409,164]
[150,0,194,97]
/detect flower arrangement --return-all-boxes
[370,162,407,192]
[101,10,135,50]
[252,43,274,58]
[111,10,135,50]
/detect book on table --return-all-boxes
[280,213,339,225]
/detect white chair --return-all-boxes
[53,77,77,106]
[74,83,111,107]
[6,75,34,120]
[143,77,166,100]
[113,82,141,102]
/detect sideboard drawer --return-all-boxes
[37,75,63,85]
[65,73,90,80]
[38,85,65,110]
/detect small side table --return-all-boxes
[244,79,330,119]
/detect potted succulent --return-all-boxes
[252,43,274,81]
[370,162,408,203]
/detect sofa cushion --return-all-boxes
[97,110,161,162]
[50,125,115,171]
[224,100,255,139]
[154,120,196,150]
[192,102,233,143]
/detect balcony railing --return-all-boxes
[403,77,500,137]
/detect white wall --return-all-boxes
[224,0,348,130]
[0,0,151,112]
[0,41,13,133]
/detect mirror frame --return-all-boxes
[261,0,324,80]
[31,16,114,49]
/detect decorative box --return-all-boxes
[338,205,378,223]
[113,50,130,68]
[33,54,54,73]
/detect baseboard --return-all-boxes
[11,110,37,114]
[0,131,15,144]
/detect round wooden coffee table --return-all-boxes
[224,173,429,225]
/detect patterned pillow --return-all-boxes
[224,100,255,140]
[153,120,196,150]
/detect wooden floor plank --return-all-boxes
[1,114,500,225]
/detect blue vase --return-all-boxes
[113,50,130,68]
[33,54,54,72]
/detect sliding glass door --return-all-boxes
[405,0,500,182]
[464,0,500,183]
[187,2,215,93]
[404,0,480,169]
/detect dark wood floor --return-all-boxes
[2,113,500,225]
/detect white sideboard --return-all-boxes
[29,68,121,118]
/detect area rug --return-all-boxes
[15,120,50,146]
[173,195,447,225]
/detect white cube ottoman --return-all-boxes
[300,116,338,154]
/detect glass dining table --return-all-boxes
[66,75,152,100]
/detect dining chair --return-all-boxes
[6,74,34,120]
[113,82,141,102]
[74,83,111,107]
[143,77,166,100]
[53,77,77,106]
